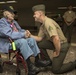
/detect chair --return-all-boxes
[0,38,28,75]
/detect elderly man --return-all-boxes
[27,4,76,74]
[0,5,49,75]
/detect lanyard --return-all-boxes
[10,22,18,32]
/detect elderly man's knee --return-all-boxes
[29,38,36,42]
[18,38,27,45]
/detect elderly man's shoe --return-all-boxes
[28,63,40,75]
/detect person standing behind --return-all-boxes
[63,5,76,43]
[27,4,76,74]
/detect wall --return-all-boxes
[18,9,35,28]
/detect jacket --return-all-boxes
[0,17,25,53]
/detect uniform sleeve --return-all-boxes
[63,12,67,19]
[45,21,58,37]
[38,26,45,38]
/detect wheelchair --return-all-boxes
[0,38,28,75]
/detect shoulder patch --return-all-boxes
[48,26,53,31]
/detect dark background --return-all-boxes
[0,0,76,28]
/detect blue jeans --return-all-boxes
[10,38,40,60]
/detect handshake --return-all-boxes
[25,30,31,38]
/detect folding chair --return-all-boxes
[0,38,28,75]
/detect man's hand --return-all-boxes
[25,30,31,38]
[52,35,61,57]
[53,51,60,57]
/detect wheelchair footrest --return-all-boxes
[3,61,13,66]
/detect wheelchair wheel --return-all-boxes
[16,68,21,75]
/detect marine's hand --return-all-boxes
[53,51,60,57]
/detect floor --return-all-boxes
[0,29,76,75]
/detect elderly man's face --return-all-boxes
[3,11,15,21]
